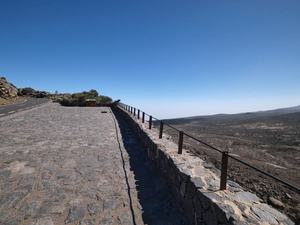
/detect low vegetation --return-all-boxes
[52,89,112,106]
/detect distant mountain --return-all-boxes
[163,105,300,124]
[253,105,300,116]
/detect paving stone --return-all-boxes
[117,211,133,224]
[19,200,42,215]
[64,174,85,185]
[65,206,85,223]
[80,187,97,198]
[18,175,38,185]
[84,171,98,181]
[69,197,84,206]
[99,217,113,225]
[19,167,36,175]
[42,170,54,180]
[56,170,72,179]
[52,205,66,214]
[25,160,40,167]
[62,159,77,168]
[2,218,21,225]
[71,148,85,155]
[98,185,114,196]
[46,189,67,202]
[87,202,100,215]
[41,163,58,171]
[0,184,33,208]
[35,202,53,218]
[0,209,12,221]
[1,183,14,191]
[30,217,54,225]
[80,219,96,225]
[0,170,11,180]
[78,156,98,165]
[103,196,117,211]
[76,166,90,175]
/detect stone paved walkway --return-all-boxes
[0,103,185,225]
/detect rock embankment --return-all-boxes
[0,77,23,105]
[0,77,52,105]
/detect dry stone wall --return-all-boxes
[115,106,295,225]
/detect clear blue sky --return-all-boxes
[1,1,299,119]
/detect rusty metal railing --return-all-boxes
[117,102,300,193]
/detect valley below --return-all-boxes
[160,106,300,223]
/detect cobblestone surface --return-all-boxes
[0,103,184,225]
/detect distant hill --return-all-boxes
[163,105,300,125]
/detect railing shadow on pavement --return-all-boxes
[112,109,187,225]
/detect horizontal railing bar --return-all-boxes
[228,154,300,193]
[164,123,181,132]
[184,132,223,154]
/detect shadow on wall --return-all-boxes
[113,111,186,225]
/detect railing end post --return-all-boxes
[159,121,164,139]
[220,151,229,190]
[149,116,152,129]
[178,131,184,154]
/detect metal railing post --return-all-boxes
[134,108,136,116]
[142,112,145,123]
[149,116,152,129]
[159,121,164,139]
[138,109,140,119]
[220,151,229,190]
[178,131,184,154]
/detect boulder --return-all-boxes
[0,77,19,98]
[268,197,285,209]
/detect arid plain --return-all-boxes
[160,106,300,224]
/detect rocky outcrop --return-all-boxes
[0,77,23,105]
[0,77,18,99]
[0,77,50,105]
[18,88,50,98]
